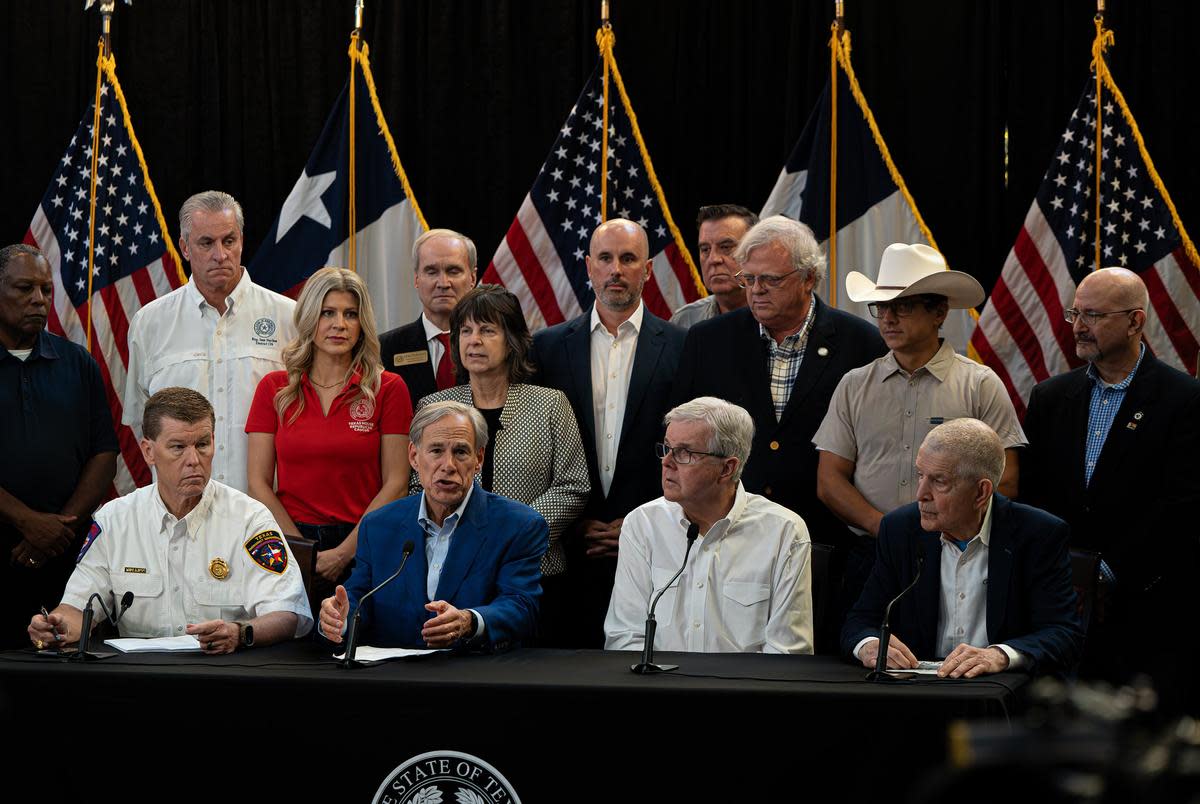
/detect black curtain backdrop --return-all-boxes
[2,1,1197,300]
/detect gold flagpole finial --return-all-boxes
[354,0,364,32]
[84,0,130,57]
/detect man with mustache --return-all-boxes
[670,205,757,329]
[0,244,118,649]
[813,244,1025,642]
[1021,267,1200,707]
[532,219,686,646]
[380,229,478,403]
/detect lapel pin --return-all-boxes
[817,346,829,357]
[1133,411,1143,420]
[1126,422,1138,430]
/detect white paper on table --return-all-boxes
[890,660,944,676]
[333,646,440,662]
[104,635,203,653]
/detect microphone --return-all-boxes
[340,539,415,668]
[73,590,133,660]
[632,522,699,674]
[867,554,925,682]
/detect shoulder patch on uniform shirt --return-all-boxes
[393,350,428,366]
[77,521,101,563]
[244,530,289,574]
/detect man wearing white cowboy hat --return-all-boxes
[813,242,1025,614]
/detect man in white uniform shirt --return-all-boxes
[605,397,813,654]
[123,191,297,492]
[29,388,312,654]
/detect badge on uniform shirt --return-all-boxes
[244,530,289,574]
[251,317,279,346]
[77,521,102,564]
[209,557,230,580]
[393,350,429,367]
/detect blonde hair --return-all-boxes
[274,267,382,424]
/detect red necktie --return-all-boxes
[435,332,455,390]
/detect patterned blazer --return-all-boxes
[411,383,591,576]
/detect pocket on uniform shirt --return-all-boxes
[721,580,770,645]
[146,351,210,394]
[193,578,246,624]
[650,566,680,626]
[111,574,164,636]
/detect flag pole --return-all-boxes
[83,0,123,353]
[348,2,366,272]
[599,0,612,224]
[1090,0,1112,271]
[828,1,845,308]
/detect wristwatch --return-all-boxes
[465,610,479,640]
[235,621,255,649]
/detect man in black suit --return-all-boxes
[671,216,886,572]
[531,218,686,646]
[842,418,1083,678]
[1022,267,1200,705]
[379,229,478,405]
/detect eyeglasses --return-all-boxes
[868,299,923,318]
[735,269,800,290]
[655,442,725,464]
[1063,307,1143,325]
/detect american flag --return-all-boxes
[971,78,1200,417]
[24,55,184,493]
[483,54,703,330]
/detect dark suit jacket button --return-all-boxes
[764,486,773,496]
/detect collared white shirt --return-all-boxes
[417,483,485,636]
[935,498,1022,668]
[61,481,312,638]
[590,301,644,496]
[420,312,449,370]
[604,483,814,654]
[123,270,296,492]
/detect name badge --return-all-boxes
[393,350,429,367]
[124,566,147,574]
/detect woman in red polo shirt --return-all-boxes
[245,267,412,593]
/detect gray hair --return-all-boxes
[920,418,1005,487]
[410,400,489,452]
[734,215,826,285]
[663,396,755,483]
[0,243,46,281]
[179,191,244,242]
[413,228,478,272]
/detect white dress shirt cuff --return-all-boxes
[469,609,486,639]
[990,643,1024,670]
[852,636,877,661]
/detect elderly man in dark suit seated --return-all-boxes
[319,400,548,650]
[842,418,1083,678]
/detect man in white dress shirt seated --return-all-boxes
[28,387,312,654]
[604,396,814,654]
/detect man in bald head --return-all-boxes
[531,218,686,646]
[1022,267,1200,707]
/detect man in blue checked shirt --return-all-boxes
[1022,267,1200,709]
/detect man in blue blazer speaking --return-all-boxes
[841,418,1083,678]
[319,401,548,650]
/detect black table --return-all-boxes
[0,642,1025,801]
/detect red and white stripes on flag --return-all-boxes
[484,29,703,329]
[25,50,184,493]
[972,74,1200,418]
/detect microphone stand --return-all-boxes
[340,540,415,669]
[866,555,925,682]
[632,523,699,674]
[69,591,134,661]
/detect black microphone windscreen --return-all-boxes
[402,539,415,556]
[686,523,700,542]
[120,591,134,610]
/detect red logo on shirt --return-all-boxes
[349,397,376,432]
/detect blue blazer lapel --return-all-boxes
[433,488,488,602]
[986,496,1014,642]
[915,531,942,654]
